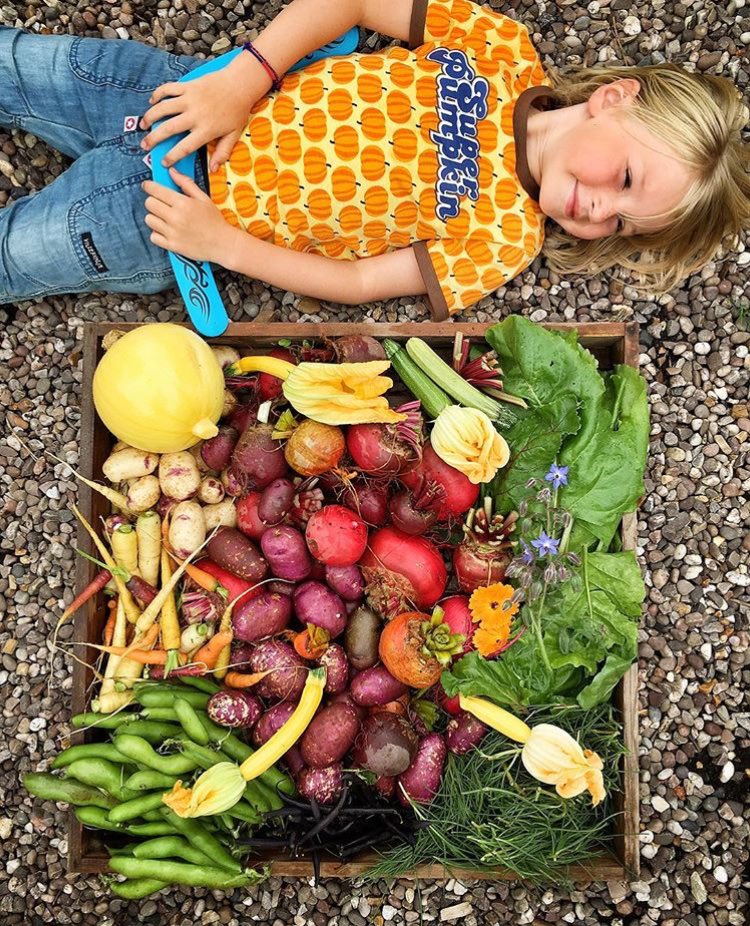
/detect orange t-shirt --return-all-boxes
[208,0,551,317]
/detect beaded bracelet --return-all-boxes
[242,42,283,91]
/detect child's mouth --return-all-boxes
[565,181,578,220]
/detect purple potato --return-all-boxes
[300,701,360,768]
[446,711,489,755]
[201,426,239,472]
[261,525,312,581]
[232,591,293,643]
[293,581,347,638]
[397,733,447,805]
[297,764,344,805]
[258,478,295,525]
[207,690,262,729]
[319,644,349,695]
[249,640,307,703]
[324,564,364,602]
[284,744,305,777]
[252,700,297,746]
[350,665,408,707]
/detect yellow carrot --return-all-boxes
[159,546,181,674]
[92,690,135,713]
[99,596,127,701]
[136,511,161,588]
[88,644,170,665]
[71,505,141,625]
[132,527,216,639]
[111,524,139,576]
[213,586,260,680]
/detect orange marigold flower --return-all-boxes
[469,583,519,658]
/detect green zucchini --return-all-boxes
[405,338,518,428]
[382,338,452,419]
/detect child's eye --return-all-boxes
[623,169,632,190]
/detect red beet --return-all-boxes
[347,423,418,477]
[439,595,475,653]
[231,423,288,490]
[452,543,511,594]
[306,505,368,566]
[341,479,390,527]
[359,526,447,615]
[401,444,479,521]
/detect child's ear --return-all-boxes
[587,78,641,116]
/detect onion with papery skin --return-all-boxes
[93,323,225,453]
[285,420,345,476]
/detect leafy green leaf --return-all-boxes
[490,394,579,514]
[486,317,604,411]
[559,365,649,549]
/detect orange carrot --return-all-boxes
[293,626,329,660]
[225,670,271,689]
[91,645,170,665]
[103,605,118,647]
[117,621,160,662]
[193,630,233,671]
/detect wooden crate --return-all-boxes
[71,321,641,882]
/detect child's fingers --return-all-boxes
[142,113,192,152]
[143,213,168,236]
[140,96,185,132]
[148,82,186,106]
[168,166,211,201]
[143,195,172,221]
[141,179,182,207]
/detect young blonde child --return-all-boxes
[0,0,747,319]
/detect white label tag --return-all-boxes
[142,152,152,168]
[123,115,139,132]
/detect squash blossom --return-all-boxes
[226,356,405,425]
[162,762,245,818]
[459,696,606,806]
[431,406,510,484]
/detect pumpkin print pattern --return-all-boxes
[208,0,550,315]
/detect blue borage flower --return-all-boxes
[545,463,569,489]
[531,530,560,558]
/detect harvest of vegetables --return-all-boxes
[24,319,648,892]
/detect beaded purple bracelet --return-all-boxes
[242,42,283,91]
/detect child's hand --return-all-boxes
[140,67,261,170]
[142,168,237,264]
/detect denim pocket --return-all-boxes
[69,36,192,93]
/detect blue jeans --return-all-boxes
[0,27,208,303]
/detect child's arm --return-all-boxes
[142,0,416,170]
[144,168,428,306]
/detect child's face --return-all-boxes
[537,83,694,241]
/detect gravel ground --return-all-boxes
[1,0,749,924]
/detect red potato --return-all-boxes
[324,564,364,602]
[298,764,344,805]
[446,711,489,755]
[261,525,312,582]
[397,733,447,805]
[350,666,408,707]
[251,700,297,746]
[207,690,262,729]
[159,451,202,501]
[168,500,206,558]
[258,478,295,526]
[249,640,307,703]
[231,423,288,490]
[299,701,360,768]
[293,581,347,638]
[305,505,368,566]
[375,775,396,799]
[201,426,239,473]
[329,690,365,720]
[232,591,293,643]
[236,491,266,539]
[318,644,349,694]
[206,527,267,583]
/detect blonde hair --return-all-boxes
[542,63,750,292]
